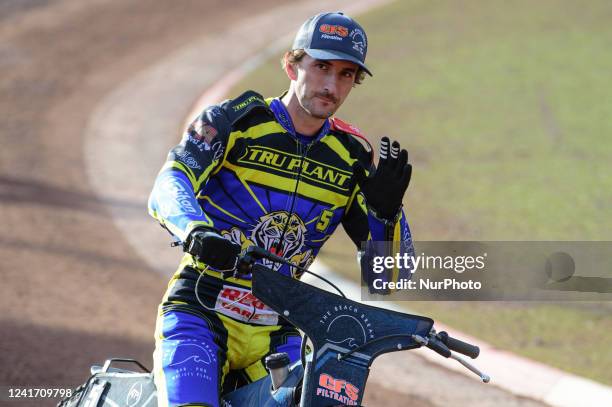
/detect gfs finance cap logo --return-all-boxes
[319,24,349,38]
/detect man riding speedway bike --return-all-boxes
[148,11,414,407]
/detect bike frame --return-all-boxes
[60,250,488,407]
[221,264,434,406]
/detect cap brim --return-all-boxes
[304,48,372,76]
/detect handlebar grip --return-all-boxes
[426,336,451,358]
[438,331,480,359]
[235,246,290,278]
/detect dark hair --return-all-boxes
[282,49,366,85]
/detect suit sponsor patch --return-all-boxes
[237,145,352,193]
[215,285,279,325]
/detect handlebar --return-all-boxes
[232,246,347,298]
[425,335,452,358]
[234,246,287,276]
[415,331,480,360]
[437,331,480,359]
[231,245,490,383]
[413,331,489,382]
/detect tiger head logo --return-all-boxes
[222,210,312,274]
[252,211,306,263]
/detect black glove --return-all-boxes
[353,137,412,221]
[184,228,241,270]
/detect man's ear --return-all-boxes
[284,55,298,81]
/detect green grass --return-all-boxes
[407,301,612,383]
[227,0,612,384]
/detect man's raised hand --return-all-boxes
[352,137,412,221]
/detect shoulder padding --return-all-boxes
[221,90,270,125]
[330,117,373,164]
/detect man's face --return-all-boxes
[290,54,359,119]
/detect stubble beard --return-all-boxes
[300,93,337,120]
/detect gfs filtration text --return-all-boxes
[371,253,487,291]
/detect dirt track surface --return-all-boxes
[0,1,548,406]
[0,0,279,394]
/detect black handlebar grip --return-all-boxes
[438,331,480,359]
[426,336,451,358]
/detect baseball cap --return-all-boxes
[292,12,372,76]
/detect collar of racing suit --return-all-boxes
[269,96,330,144]
[267,96,332,261]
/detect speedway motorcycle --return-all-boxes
[58,246,489,407]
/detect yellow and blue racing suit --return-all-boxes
[148,91,413,406]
